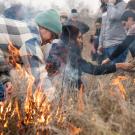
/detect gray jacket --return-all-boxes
[99,1,126,48]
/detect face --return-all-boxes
[96,22,101,29]
[4,82,13,95]
[125,17,135,29]
[71,16,78,22]
[76,32,83,46]
[39,26,53,45]
[101,0,109,4]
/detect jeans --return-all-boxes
[129,40,135,57]
[105,45,128,64]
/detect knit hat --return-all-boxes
[35,9,62,34]
[121,10,135,21]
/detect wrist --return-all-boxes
[106,58,111,62]
[116,63,122,69]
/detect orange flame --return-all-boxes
[112,76,127,99]
[0,41,78,134]
[67,123,82,135]
[77,84,84,113]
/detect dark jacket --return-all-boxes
[46,40,116,79]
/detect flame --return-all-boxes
[77,84,84,113]
[112,76,127,99]
[8,41,20,68]
[67,123,82,135]
[0,41,79,134]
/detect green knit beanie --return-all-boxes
[35,9,62,34]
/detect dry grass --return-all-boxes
[6,67,135,135]
[2,33,135,135]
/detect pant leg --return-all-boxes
[129,40,135,57]
[104,46,128,64]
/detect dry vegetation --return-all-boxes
[0,26,135,135]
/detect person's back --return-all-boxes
[104,0,126,47]
[99,0,127,64]
[0,17,40,50]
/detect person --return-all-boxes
[46,24,134,90]
[0,49,12,101]
[3,4,26,21]
[0,9,62,99]
[90,17,106,64]
[60,11,68,25]
[68,8,89,35]
[102,10,135,64]
[98,0,127,64]
[126,0,135,12]
[90,18,102,61]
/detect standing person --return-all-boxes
[0,9,62,99]
[90,18,102,62]
[90,17,106,64]
[60,11,68,25]
[102,10,135,64]
[98,0,127,64]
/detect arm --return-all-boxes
[109,35,135,60]
[79,58,116,75]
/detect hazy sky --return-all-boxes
[5,0,130,13]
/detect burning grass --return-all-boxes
[1,71,135,135]
[1,41,135,135]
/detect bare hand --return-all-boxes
[97,46,103,55]
[102,58,110,64]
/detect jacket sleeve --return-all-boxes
[20,38,48,82]
[109,35,135,60]
[107,2,126,21]
[79,58,116,75]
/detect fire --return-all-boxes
[0,41,83,134]
[67,123,82,135]
[112,76,127,99]
[77,84,84,113]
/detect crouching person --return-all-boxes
[0,9,62,101]
[46,24,134,90]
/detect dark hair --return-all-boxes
[71,9,78,13]
[100,3,107,13]
[126,0,135,10]
[61,25,79,44]
[51,32,59,39]
[96,17,102,24]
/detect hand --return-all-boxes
[116,63,135,70]
[97,46,103,55]
[102,58,111,64]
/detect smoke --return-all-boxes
[1,0,101,13]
